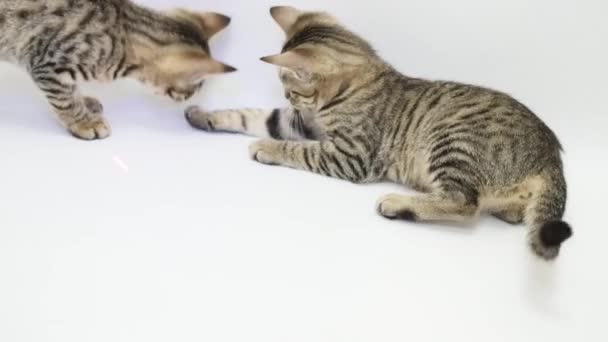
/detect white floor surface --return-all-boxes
[1,1,607,341]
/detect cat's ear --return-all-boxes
[270,6,302,33]
[260,49,314,81]
[157,50,236,81]
[195,12,232,38]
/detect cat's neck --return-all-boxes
[319,61,420,116]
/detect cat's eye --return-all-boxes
[291,90,312,98]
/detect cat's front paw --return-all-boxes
[249,139,281,165]
[185,106,215,131]
[68,116,111,140]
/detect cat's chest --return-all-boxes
[296,110,325,140]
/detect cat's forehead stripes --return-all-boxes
[283,25,350,52]
[278,14,375,59]
[282,24,372,56]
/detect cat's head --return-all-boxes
[132,11,236,102]
[261,6,377,112]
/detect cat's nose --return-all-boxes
[284,91,291,100]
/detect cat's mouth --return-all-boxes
[164,82,204,102]
[166,87,195,102]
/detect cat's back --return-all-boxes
[399,78,561,149]
[430,80,561,151]
[0,0,128,62]
[433,81,561,181]
[383,76,563,189]
[0,0,127,25]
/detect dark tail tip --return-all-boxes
[540,221,573,247]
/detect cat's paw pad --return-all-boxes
[83,97,103,114]
[376,194,417,221]
[185,106,215,131]
[69,116,111,140]
[249,139,279,165]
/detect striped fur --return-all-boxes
[0,0,234,139]
[186,6,572,260]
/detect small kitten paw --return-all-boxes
[249,139,280,165]
[69,116,111,140]
[376,194,417,221]
[84,97,103,115]
[186,106,220,131]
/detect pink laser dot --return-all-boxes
[112,155,129,173]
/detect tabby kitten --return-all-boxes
[0,0,235,140]
[186,6,572,260]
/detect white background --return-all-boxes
[1,1,607,341]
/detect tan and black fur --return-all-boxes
[0,0,235,139]
[186,6,572,260]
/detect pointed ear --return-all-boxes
[195,12,232,38]
[260,49,314,81]
[157,50,236,81]
[270,6,302,32]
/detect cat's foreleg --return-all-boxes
[185,106,316,140]
[32,69,109,140]
[249,138,370,183]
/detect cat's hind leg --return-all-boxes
[377,169,481,223]
[492,207,525,225]
[376,191,480,223]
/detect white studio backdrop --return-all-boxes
[0,1,606,342]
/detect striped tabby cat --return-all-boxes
[186,6,572,259]
[0,0,235,139]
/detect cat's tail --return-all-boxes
[526,168,573,260]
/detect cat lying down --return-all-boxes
[186,6,572,260]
